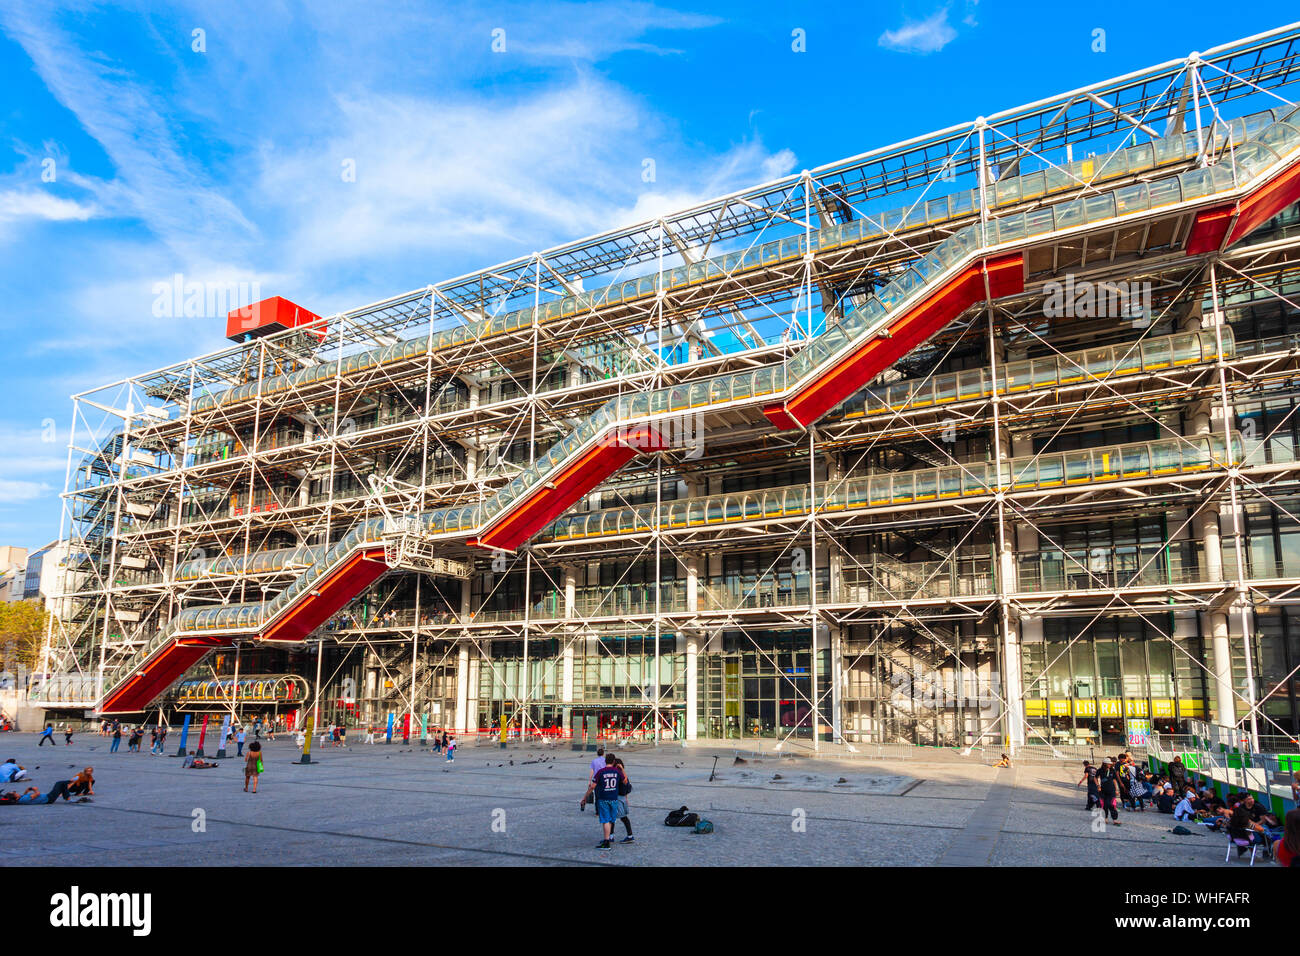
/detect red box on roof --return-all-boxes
[226,295,325,342]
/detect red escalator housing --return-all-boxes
[1227,158,1300,245]
[470,426,666,553]
[764,253,1025,430]
[100,636,233,715]
[1186,158,1300,255]
[260,547,389,643]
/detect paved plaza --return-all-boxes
[0,734,1239,866]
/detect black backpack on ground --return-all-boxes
[664,805,700,827]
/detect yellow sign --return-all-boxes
[1024,699,1047,717]
[1151,698,1175,718]
[1099,699,1122,718]
[1178,699,1205,717]
[1125,699,1149,718]
[1049,699,1071,717]
[1073,699,1097,718]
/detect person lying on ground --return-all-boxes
[182,752,217,769]
[41,780,76,803]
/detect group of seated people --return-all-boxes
[0,763,94,805]
[1165,784,1283,843]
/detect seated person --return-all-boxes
[993,753,1011,768]
[0,758,28,782]
[1275,808,1300,866]
[1155,786,1176,813]
[1239,794,1282,839]
[1228,804,1271,856]
[67,767,94,796]
[1173,788,1199,821]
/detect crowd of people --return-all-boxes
[1079,752,1300,864]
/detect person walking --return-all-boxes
[582,753,629,850]
[110,721,122,754]
[1078,760,1100,810]
[1098,759,1121,826]
[445,735,456,762]
[235,726,246,757]
[244,741,262,793]
[63,724,74,746]
[612,756,634,844]
[39,723,55,746]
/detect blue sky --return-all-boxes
[0,0,1297,552]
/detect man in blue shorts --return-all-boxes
[581,753,628,850]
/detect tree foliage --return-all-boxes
[0,600,48,670]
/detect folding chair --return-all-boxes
[1226,833,1258,865]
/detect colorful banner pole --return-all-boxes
[215,714,231,758]
[174,714,192,756]
[194,714,210,757]
[385,713,394,744]
[297,703,316,764]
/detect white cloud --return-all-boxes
[0,480,54,505]
[0,424,65,508]
[254,78,795,280]
[0,5,257,261]
[0,190,96,224]
[501,2,722,59]
[878,8,959,55]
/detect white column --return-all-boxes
[561,564,576,707]
[455,641,471,733]
[685,631,699,740]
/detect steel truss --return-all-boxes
[36,24,1300,752]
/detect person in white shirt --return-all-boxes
[1174,788,1198,821]
[579,747,606,811]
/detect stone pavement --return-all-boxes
[0,734,1243,866]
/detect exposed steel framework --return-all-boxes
[32,24,1300,753]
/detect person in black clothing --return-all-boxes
[42,780,74,803]
[1155,785,1176,813]
[1077,761,1100,810]
[1169,756,1188,792]
[1097,759,1121,825]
